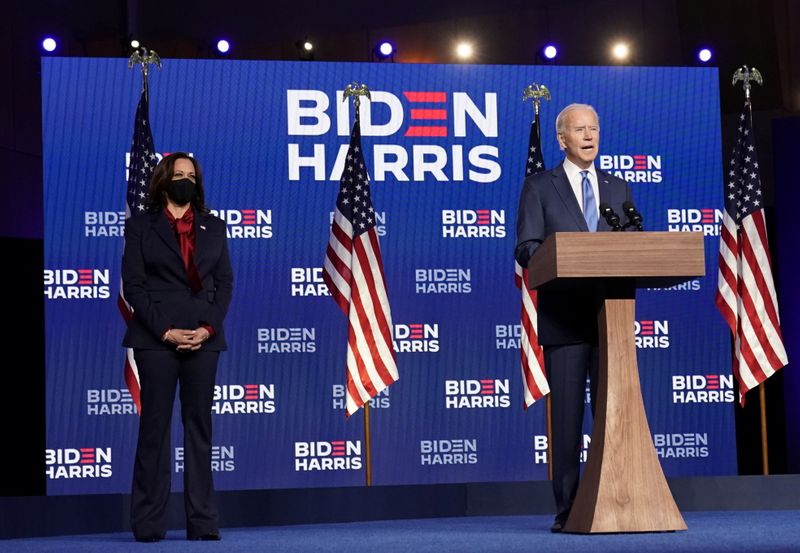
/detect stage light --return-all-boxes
[543,44,558,60]
[456,42,473,60]
[378,41,393,57]
[130,39,140,49]
[42,37,57,53]
[611,42,630,61]
[379,42,393,57]
[697,48,713,63]
[216,39,230,54]
[296,38,314,60]
[372,41,395,62]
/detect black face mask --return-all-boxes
[165,178,196,206]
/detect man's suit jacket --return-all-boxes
[122,209,233,351]
[515,162,632,346]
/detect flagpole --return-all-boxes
[759,386,769,474]
[732,65,769,475]
[121,45,161,415]
[363,402,373,486]
[523,83,553,480]
[343,82,375,487]
[534,98,553,482]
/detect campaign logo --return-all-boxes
[393,323,440,353]
[635,319,670,349]
[212,384,276,414]
[415,268,471,294]
[294,440,362,471]
[330,210,386,237]
[257,327,316,353]
[86,389,137,415]
[598,154,663,183]
[444,378,510,409]
[666,208,723,236]
[441,209,506,238]
[45,447,112,479]
[495,324,521,349]
[653,432,709,459]
[420,439,478,465]
[646,279,702,292]
[44,269,111,300]
[286,89,501,183]
[211,209,273,239]
[290,268,330,297]
[533,434,591,464]
[402,91,452,138]
[84,211,126,237]
[332,385,390,410]
[175,446,235,473]
[672,374,735,403]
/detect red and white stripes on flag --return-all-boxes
[715,100,788,405]
[517,113,549,407]
[323,118,399,417]
[118,294,141,412]
[516,263,549,407]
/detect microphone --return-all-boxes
[598,203,622,231]
[622,200,644,231]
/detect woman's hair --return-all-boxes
[145,152,209,214]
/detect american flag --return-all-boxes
[118,87,158,414]
[516,112,549,407]
[715,100,788,405]
[323,115,399,417]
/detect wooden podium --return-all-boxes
[527,232,705,533]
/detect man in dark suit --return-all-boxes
[514,104,632,532]
[122,153,233,542]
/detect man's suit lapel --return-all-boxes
[151,211,183,259]
[596,169,613,203]
[551,163,589,231]
[595,169,616,231]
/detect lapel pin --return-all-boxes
[200,225,206,230]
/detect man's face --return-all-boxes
[557,108,600,169]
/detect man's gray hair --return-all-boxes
[555,103,599,135]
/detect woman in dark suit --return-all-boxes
[122,152,233,542]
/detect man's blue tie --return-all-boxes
[581,170,598,232]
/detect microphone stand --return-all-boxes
[622,218,643,232]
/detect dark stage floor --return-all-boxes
[2,511,799,552]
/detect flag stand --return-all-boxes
[346,84,374,488]
[326,82,399,487]
[749,88,770,476]
[722,65,790,475]
[521,83,553,480]
[733,66,771,477]
[535,93,554,482]
[121,46,161,415]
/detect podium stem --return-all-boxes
[564,291,686,533]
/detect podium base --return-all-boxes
[563,295,687,534]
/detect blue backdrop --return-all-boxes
[773,116,800,472]
[42,58,735,495]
